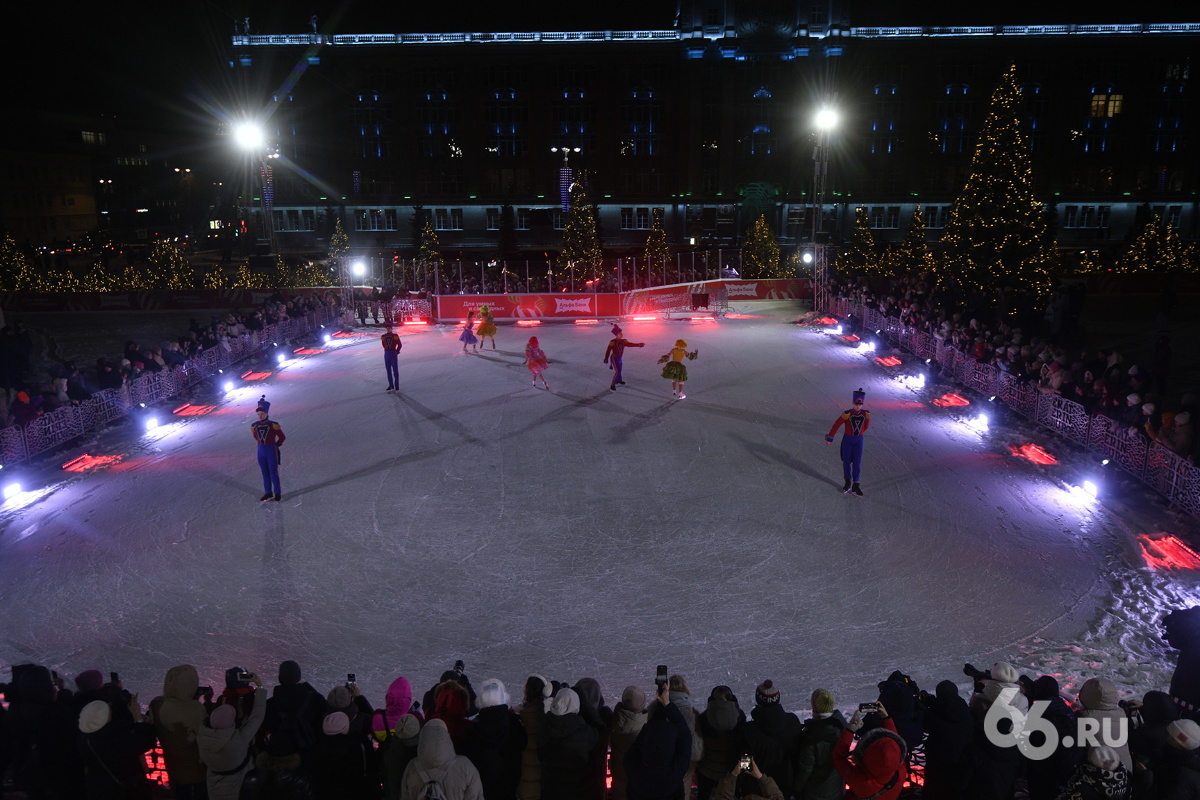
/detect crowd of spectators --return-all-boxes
[0,293,342,430]
[830,274,1196,465]
[3,638,1199,800]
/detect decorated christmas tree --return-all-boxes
[937,64,1056,296]
[232,261,268,289]
[741,214,781,278]
[145,240,194,290]
[80,259,117,292]
[203,262,229,289]
[1119,215,1197,273]
[885,205,936,277]
[560,181,603,283]
[834,207,881,277]
[328,217,350,262]
[643,208,670,282]
[0,233,39,291]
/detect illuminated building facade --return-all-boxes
[226,2,1199,262]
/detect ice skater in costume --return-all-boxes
[525,336,550,389]
[381,323,402,390]
[657,339,699,399]
[459,311,479,353]
[250,396,286,502]
[476,304,498,349]
[603,325,645,391]
[825,388,870,496]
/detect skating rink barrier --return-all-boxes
[0,306,351,468]
[825,296,1200,518]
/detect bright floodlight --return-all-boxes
[145,416,159,432]
[1083,480,1100,498]
[352,261,367,277]
[223,380,235,393]
[3,482,21,500]
[323,333,333,344]
[277,352,287,365]
[814,107,839,130]
[802,252,813,264]
[234,122,265,150]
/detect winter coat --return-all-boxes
[6,664,86,799]
[538,690,602,800]
[373,676,416,739]
[77,712,158,800]
[198,686,267,800]
[1027,693,1084,800]
[574,679,614,800]
[465,704,527,800]
[309,730,375,800]
[742,704,802,792]
[610,702,649,800]
[1153,746,1200,800]
[1053,761,1130,800]
[399,718,483,800]
[1129,690,1179,792]
[262,681,325,761]
[624,701,693,800]
[713,771,786,800]
[430,680,472,753]
[148,664,209,787]
[793,712,846,800]
[832,717,908,800]
[920,681,975,800]
[647,692,702,798]
[966,710,1023,800]
[379,714,422,800]
[518,699,546,800]
[1077,679,1133,771]
[696,697,745,783]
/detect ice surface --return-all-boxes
[2,300,1197,713]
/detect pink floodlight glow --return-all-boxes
[573,319,600,325]
[516,320,542,326]
[932,393,970,407]
[62,453,126,472]
[875,356,902,367]
[172,404,216,416]
[240,371,272,381]
[1009,443,1057,465]
[293,347,325,355]
[1138,534,1200,571]
[632,315,656,321]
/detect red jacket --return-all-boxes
[833,717,907,800]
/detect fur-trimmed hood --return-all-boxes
[853,726,908,782]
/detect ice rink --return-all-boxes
[1,300,1194,709]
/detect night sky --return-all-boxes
[8,0,1185,131]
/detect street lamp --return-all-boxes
[234,120,280,255]
[811,102,838,314]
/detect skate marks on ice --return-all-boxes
[729,435,834,489]
[392,392,487,447]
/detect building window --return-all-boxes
[1151,205,1183,226]
[621,207,653,230]
[1090,85,1123,118]
[516,208,531,230]
[925,205,946,229]
[485,88,527,157]
[622,87,660,157]
[354,208,397,231]
[433,208,463,230]
[486,208,501,230]
[552,211,565,230]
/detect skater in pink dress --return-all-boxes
[459,311,479,353]
[525,336,550,389]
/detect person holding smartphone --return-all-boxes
[833,701,908,800]
[713,754,785,800]
[623,681,692,800]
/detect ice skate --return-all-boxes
[272,494,282,502]
[852,483,863,497]
[259,493,273,502]
[842,480,852,493]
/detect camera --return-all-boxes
[655,665,668,689]
[738,755,752,772]
[110,672,120,684]
[194,686,213,700]
[858,702,879,713]
[346,673,356,688]
[454,660,465,674]
[237,671,253,683]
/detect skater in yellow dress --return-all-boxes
[657,339,699,399]
[477,304,498,349]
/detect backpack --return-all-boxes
[267,691,317,757]
[416,759,455,800]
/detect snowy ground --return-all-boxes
[1,299,1198,715]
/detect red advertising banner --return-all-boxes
[436,293,620,320]
[721,279,813,300]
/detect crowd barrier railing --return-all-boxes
[1,306,350,468]
[823,298,1199,517]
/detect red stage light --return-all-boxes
[841,334,860,342]
[293,347,325,355]
[932,393,970,407]
[172,404,216,416]
[1009,443,1058,465]
[240,371,272,381]
[516,319,542,326]
[1138,534,1200,571]
[62,454,126,472]
[874,356,902,367]
[573,319,600,325]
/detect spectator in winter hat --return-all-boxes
[834,700,907,800]
[1023,676,1080,800]
[1053,745,1129,800]
[540,688,603,800]
[1077,678,1132,771]
[1128,690,1179,786]
[465,678,527,800]
[517,674,553,800]
[611,687,650,800]
[78,696,158,800]
[919,681,974,800]
[970,661,1029,716]
[574,678,614,800]
[1119,393,1144,427]
[1162,411,1194,459]
[794,688,847,800]
[262,660,325,762]
[743,681,802,791]
[624,682,693,800]
[149,664,213,800]
[398,718,483,800]
[695,686,745,800]
[429,679,472,753]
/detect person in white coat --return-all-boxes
[198,673,266,800]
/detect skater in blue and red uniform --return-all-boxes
[381,323,402,390]
[251,396,286,502]
[603,325,644,391]
[825,388,870,496]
